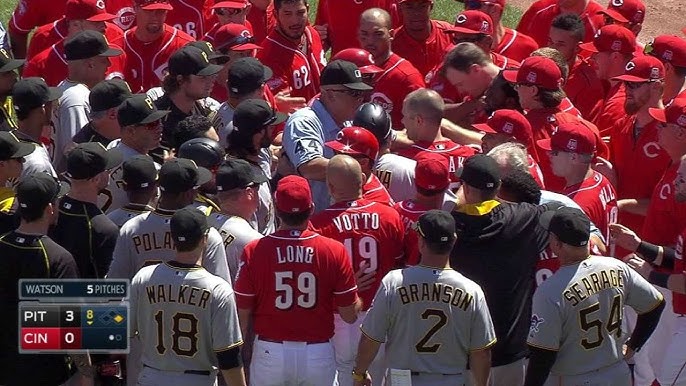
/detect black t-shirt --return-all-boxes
[0,231,79,385]
[155,93,213,149]
[0,102,17,132]
[50,196,119,278]
[72,121,112,148]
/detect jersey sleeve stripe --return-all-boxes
[333,285,358,295]
[359,327,386,343]
[233,290,256,297]
[469,338,497,352]
[214,340,244,352]
[527,341,560,352]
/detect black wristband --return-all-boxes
[648,270,670,288]
[636,241,659,263]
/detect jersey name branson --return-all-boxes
[398,282,473,311]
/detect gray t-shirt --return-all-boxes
[527,255,663,376]
[362,266,496,374]
[51,80,90,173]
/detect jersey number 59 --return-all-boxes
[275,271,317,310]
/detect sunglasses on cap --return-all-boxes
[220,35,256,51]
[215,7,242,16]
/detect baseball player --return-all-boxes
[354,210,496,386]
[516,0,604,48]
[106,155,158,228]
[257,0,326,101]
[110,0,195,93]
[130,208,246,386]
[234,175,362,386]
[7,0,66,59]
[165,0,214,39]
[0,132,34,234]
[331,48,383,87]
[525,207,665,385]
[644,35,686,105]
[310,154,405,385]
[314,0,392,55]
[357,8,425,130]
[177,137,225,216]
[203,0,253,44]
[0,49,22,133]
[598,0,646,38]
[73,79,133,148]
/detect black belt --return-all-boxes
[411,371,463,376]
[143,363,210,376]
[258,336,329,345]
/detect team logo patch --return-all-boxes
[354,70,362,79]
[370,93,393,112]
[677,114,686,127]
[530,314,545,334]
[481,21,490,33]
[526,71,537,84]
[501,122,514,134]
[625,61,636,71]
[455,14,468,24]
[566,139,578,151]
[611,40,622,51]
[116,7,135,30]
[663,50,674,61]
[650,67,661,79]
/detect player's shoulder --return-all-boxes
[131,263,159,284]
[432,19,454,32]
[165,24,195,43]
[525,0,557,16]
[119,210,154,233]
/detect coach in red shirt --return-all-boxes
[314,0,392,55]
[517,0,604,48]
[597,0,645,38]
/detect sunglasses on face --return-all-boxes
[140,120,161,130]
[514,83,536,89]
[329,88,364,98]
[624,81,657,90]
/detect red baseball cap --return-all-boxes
[325,127,380,160]
[579,25,635,54]
[450,10,493,35]
[415,151,450,192]
[649,98,686,128]
[645,35,686,68]
[462,0,506,8]
[275,175,313,213]
[65,0,116,22]
[134,0,173,10]
[215,23,261,51]
[332,49,382,75]
[502,56,563,89]
[598,0,645,24]
[212,0,249,9]
[473,109,533,144]
[537,121,596,154]
[397,0,433,3]
[612,55,664,82]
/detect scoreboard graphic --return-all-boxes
[18,279,130,354]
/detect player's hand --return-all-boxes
[626,254,652,278]
[274,88,307,113]
[592,156,617,187]
[353,373,372,386]
[443,97,486,127]
[276,152,297,176]
[355,261,376,292]
[608,223,641,252]
[623,344,636,361]
[313,24,329,42]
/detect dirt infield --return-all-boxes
[505,0,686,43]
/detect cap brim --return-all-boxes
[87,13,117,22]
[537,138,553,151]
[343,82,373,91]
[648,107,667,123]
[538,209,555,231]
[196,166,213,187]
[105,148,123,170]
[232,43,262,51]
[252,172,269,185]
[140,110,171,124]
[359,64,383,74]
[502,68,519,83]
[140,3,173,10]
[0,58,25,73]
[12,141,35,159]
[611,74,650,82]
[212,1,248,8]
[273,111,288,125]
[578,42,599,53]
[99,47,124,57]
[325,140,364,156]
[197,63,224,76]
[597,9,629,23]
[448,27,482,35]
[472,123,498,134]
[47,87,62,102]
[262,65,273,81]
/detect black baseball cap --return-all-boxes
[65,142,123,179]
[64,30,122,61]
[168,46,223,77]
[414,210,457,244]
[320,60,373,91]
[215,158,268,191]
[186,40,227,61]
[123,155,158,189]
[0,131,35,160]
[233,99,287,134]
[228,57,273,95]
[539,206,591,247]
[117,94,170,127]
[170,207,210,247]
[456,154,501,190]
[89,79,133,113]
[16,172,70,211]
[0,47,24,73]
[159,158,212,193]
[12,77,62,113]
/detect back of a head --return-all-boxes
[531,47,570,81]
[444,42,492,72]
[551,13,585,42]
[405,88,444,127]
[327,154,364,194]
[487,142,530,177]
[498,169,542,204]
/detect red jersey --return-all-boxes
[23,41,128,87]
[516,0,605,48]
[393,199,430,266]
[27,19,124,60]
[535,247,560,287]
[391,19,454,76]
[564,171,618,252]
[314,0,392,55]
[672,229,686,313]
[609,118,671,231]
[310,199,404,310]
[111,24,195,93]
[529,155,545,189]
[107,0,135,31]
[495,28,538,62]
[8,0,65,36]
[397,139,477,187]
[257,26,326,101]
[166,0,214,39]
[641,162,686,247]
[362,174,394,206]
[371,53,425,129]
[246,2,276,44]
[202,21,254,45]
[234,229,358,341]
[565,56,604,120]
[590,82,627,137]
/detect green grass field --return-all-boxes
[0,0,522,38]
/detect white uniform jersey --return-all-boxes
[250,150,275,235]
[527,255,663,376]
[19,140,57,179]
[103,140,161,213]
[213,102,235,149]
[361,266,496,374]
[0,22,8,51]
[107,208,231,283]
[211,213,262,281]
[51,80,90,173]
[375,153,417,203]
[130,262,242,372]
[107,203,154,228]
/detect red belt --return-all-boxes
[258,336,329,345]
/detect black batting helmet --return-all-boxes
[352,103,392,145]
[177,138,226,170]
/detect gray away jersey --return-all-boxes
[361,266,496,375]
[103,140,161,213]
[107,209,231,283]
[51,80,91,173]
[211,213,262,281]
[527,255,663,376]
[130,262,242,372]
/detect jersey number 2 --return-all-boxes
[415,309,448,353]
[154,311,199,356]
[578,294,622,350]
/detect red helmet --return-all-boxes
[332,49,383,75]
[325,126,380,160]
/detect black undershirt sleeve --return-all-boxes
[216,346,242,370]
[628,298,666,352]
[636,241,676,270]
[524,346,558,386]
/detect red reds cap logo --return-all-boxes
[625,61,636,71]
[481,21,490,32]
[611,0,624,6]
[567,139,578,151]
[526,71,537,83]
[650,67,660,79]
[96,0,106,9]
[456,14,468,24]
[336,130,345,141]
[501,122,514,134]
[611,40,622,51]
[678,114,686,127]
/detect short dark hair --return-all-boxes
[551,14,585,42]
[537,87,566,108]
[227,125,261,157]
[18,198,51,222]
[173,115,213,150]
[276,209,310,227]
[423,239,456,255]
[499,169,542,204]
[274,0,308,10]
[443,42,491,72]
